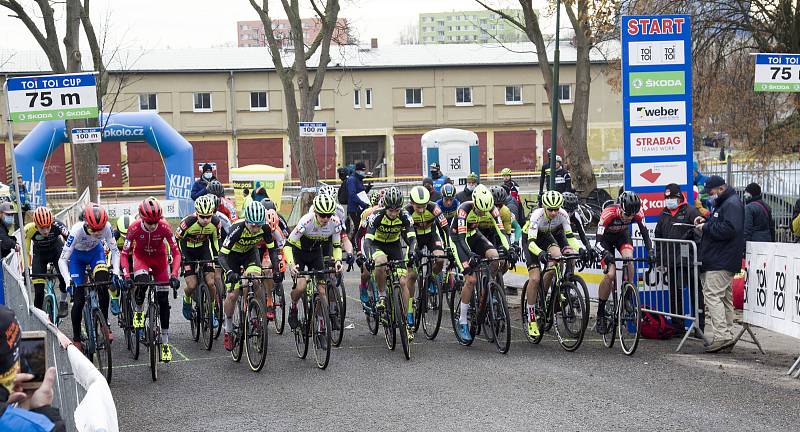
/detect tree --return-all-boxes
[248,0,342,208]
[475,0,618,196]
[0,0,108,201]
[398,22,419,45]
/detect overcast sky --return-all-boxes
[0,0,549,51]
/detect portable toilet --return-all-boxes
[421,128,480,186]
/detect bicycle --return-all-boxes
[271,272,286,335]
[521,253,590,351]
[598,256,652,356]
[30,267,63,326]
[412,252,445,341]
[227,271,271,372]
[75,278,114,383]
[324,261,349,347]
[183,259,217,351]
[131,278,176,381]
[370,258,412,360]
[292,266,337,369]
[450,256,511,354]
[359,258,381,337]
[117,275,138,360]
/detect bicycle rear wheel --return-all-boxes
[487,281,511,354]
[231,297,244,362]
[312,294,332,369]
[329,280,345,347]
[520,281,545,344]
[554,281,588,352]
[92,310,113,384]
[245,297,268,372]
[618,282,641,356]
[273,282,286,335]
[294,294,309,359]
[394,286,410,360]
[147,301,159,381]
[421,276,443,340]
[602,290,618,348]
[200,284,214,351]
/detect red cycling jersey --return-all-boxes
[121,219,181,278]
[596,205,645,236]
[218,197,238,222]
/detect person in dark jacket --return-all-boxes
[743,182,774,242]
[0,306,66,432]
[0,202,18,257]
[190,163,216,200]
[695,175,744,353]
[429,163,451,193]
[455,172,478,203]
[422,177,442,202]
[655,183,703,335]
[346,162,371,229]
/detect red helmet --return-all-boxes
[83,203,108,231]
[33,207,54,228]
[265,209,280,231]
[138,197,163,223]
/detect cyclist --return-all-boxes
[405,186,449,303]
[436,183,460,224]
[207,180,238,222]
[449,184,508,342]
[285,195,344,329]
[363,187,418,339]
[319,186,355,259]
[594,191,654,334]
[113,215,134,250]
[175,195,221,326]
[355,190,383,304]
[490,186,521,244]
[552,192,592,253]
[25,207,69,316]
[219,201,277,351]
[58,204,122,353]
[121,198,181,362]
[521,191,583,338]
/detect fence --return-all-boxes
[2,189,118,431]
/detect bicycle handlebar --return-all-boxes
[295,268,338,277]
[29,273,60,279]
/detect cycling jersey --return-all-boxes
[451,202,509,252]
[404,202,449,236]
[218,197,238,222]
[284,212,343,264]
[58,222,120,286]
[113,229,125,250]
[498,205,513,234]
[525,207,581,255]
[24,220,68,254]
[436,197,460,223]
[175,214,220,253]
[121,219,181,278]
[355,205,381,252]
[363,208,417,261]
[595,204,652,252]
[219,220,276,277]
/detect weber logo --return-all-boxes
[629,101,686,127]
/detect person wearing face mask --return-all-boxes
[346,162,372,233]
[0,202,18,258]
[655,183,702,336]
[455,172,479,203]
[743,182,774,242]
[191,163,217,200]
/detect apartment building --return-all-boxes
[418,9,532,44]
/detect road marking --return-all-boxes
[171,346,190,361]
[114,354,228,369]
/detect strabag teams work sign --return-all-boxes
[621,15,693,225]
[5,72,99,122]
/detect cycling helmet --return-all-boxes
[562,192,580,213]
[382,187,403,209]
[500,168,512,177]
[244,201,266,225]
[260,198,277,211]
[618,191,642,216]
[194,195,215,216]
[541,190,564,210]
[490,185,507,205]
[466,172,478,182]
[441,183,456,199]
[138,197,162,223]
[555,155,563,163]
[319,185,337,196]
[116,215,134,235]
[369,190,381,207]
[265,209,280,231]
[409,185,430,205]
[33,207,53,228]
[313,194,337,215]
[83,203,108,231]
[205,193,221,209]
[472,185,494,212]
[206,180,224,197]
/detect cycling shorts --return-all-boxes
[599,231,634,257]
[450,231,494,272]
[133,253,170,283]
[371,240,409,277]
[182,246,214,277]
[224,249,262,292]
[416,231,444,253]
[289,244,324,272]
[522,232,558,270]
[68,244,108,285]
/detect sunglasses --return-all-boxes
[316,213,333,219]
[197,214,213,220]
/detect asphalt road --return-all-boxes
[94,272,800,431]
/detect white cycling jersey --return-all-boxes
[58,222,121,284]
[527,207,572,239]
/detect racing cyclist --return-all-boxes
[58,204,123,353]
[594,191,654,334]
[355,190,383,305]
[121,198,182,362]
[25,207,69,316]
[436,183,460,224]
[206,180,238,222]
[405,186,449,302]
[490,186,521,244]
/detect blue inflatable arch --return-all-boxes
[14,112,194,206]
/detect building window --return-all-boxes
[354,89,361,108]
[405,88,422,107]
[455,87,472,106]
[558,84,572,103]
[139,93,157,112]
[250,91,268,111]
[505,85,522,104]
[314,93,321,110]
[193,92,212,112]
[365,88,373,108]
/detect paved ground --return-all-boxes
[89,272,800,431]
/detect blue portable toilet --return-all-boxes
[421,128,480,186]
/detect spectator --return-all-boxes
[538,155,572,195]
[695,175,744,353]
[251,183,267,203]
[190,163,216,200]
[12,175,30,224]
[422,178,442,202]
[0,306,66,431]
[655,183,703,335]
[0,202,18,257]
[346,162,371,230]
[743,182,775,242]
[455,172,478,203]
[429,163,451,193]
[240,188,252,214]
[501,168,525,222]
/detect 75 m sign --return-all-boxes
[5,72,99,122]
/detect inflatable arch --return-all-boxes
[14,112,194,206]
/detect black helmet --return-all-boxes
[489,185,507,205]
[441,183,456,198]
[562,192,579,213]
[383,187,403,209]
[206,180,224,197]
[618,191,641,216]
[260,198,276,211]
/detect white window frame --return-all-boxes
[558,84,573,103]
[249,91,269,111]
[193,92,212,112]
[505,85,522,105]
[455,87,473,106]
[353,88,361,109]
[365,88,373,108]
[138,93,158,112]
[314,93,321,110]
[405,88,423,107]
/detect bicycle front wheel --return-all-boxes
[245,297,268,372]
[147,301,159,381]
[487,281,511,354]
[92,310,113,384]
[618,282,641,356]
[200,284,214,351]
[383,291,397,351]
[394,286,410,360]
[190,291,200,342]
[273,283,286,335]
[365,279,379,335]
[450,280,474,346]
[294,294,310,359]
[421,276,443,340]
[329,280,345,347]
[554,281,588,352]
[520,281,545,344]
[44,295,56,325]
[312,294,332,369]
[602,290,617,349]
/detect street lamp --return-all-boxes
[548,0,561,190]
